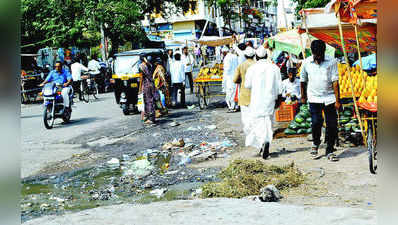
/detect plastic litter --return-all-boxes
[205,125,217,130]
[107,158,120,168]
[150,188,168,198]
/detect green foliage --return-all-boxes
[201,159,304,198]
[291,0,330,16]
[21,0,195,53]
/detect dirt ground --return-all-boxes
[189,109,376,210]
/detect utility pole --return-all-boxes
[100,23,107,61]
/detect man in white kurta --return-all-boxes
[222,47,239,112]
[245,46,282,159]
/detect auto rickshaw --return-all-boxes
[111,49,166,115]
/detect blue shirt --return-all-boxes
[45,69,72,85]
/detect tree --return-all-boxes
[291,0,330,16]
[21,0,195,54]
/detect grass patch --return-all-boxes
[201,159,304,198]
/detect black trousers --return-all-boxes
[185,72,193,93]
[72,81,82,99]
[171,83,185,107]
[309,102,338,154]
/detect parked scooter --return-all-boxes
[42,83,73,129]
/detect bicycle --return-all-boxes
[80,72,99,103]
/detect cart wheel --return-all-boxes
[198,84,207,110]
[367,123,377,174]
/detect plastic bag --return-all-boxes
[137,93,144,112]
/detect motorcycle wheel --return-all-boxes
[62,108,71,123]
[122,104,129,115]
[43,104,55,129]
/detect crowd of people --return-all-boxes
[217,38,341,162]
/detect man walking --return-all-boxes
[170,52,186,108]
[300,40,340,161]
[182,47,194,94]
[233,47,256,135]
[71,59,88,100]
[222,46,239,112]
[245,46,282,159]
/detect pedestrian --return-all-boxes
[70,58,89,100]
[139,55,157,125]
[170,52,186,108]
[194,45,201,66]
[300,40,340,161]
[281,67,301,102]
[153,58,170,116]
[222,46,239,113]
[182,46,194,94]
[245,46,282,159]
[233,47,256,135]
[201,45,207,65]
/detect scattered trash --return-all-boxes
[187,105,196,110]
[191,188,203,197]
[49,196,66,203]
[40,203,49,210]
[123,159,154,178]
[107,158,120,168]
[152,133,161,137]
[162,142,174,150]
[187,127,200,131]
[171,138,185,147]
[122,154,131,161]
[205,125,217,130]
[169,121,180,127]
[150,188,168,198]
[178,155,192,166]
[259,185,282,202]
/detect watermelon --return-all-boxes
[297,129,307,134]
[300,104,309,112]
[338,127,344,132]
[339,116,350,124]
[284,128,297,135]
[295,115,305,123]
[343,110,353,117]
[306,128,312,134]
[304,122,311,128]
[288,122,299,130]
[306,117,312,123]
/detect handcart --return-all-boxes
[21,72,44,103]
[357,102,377,174]
[193,78,225,110]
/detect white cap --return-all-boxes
[222,46,229,52]
[244,47,255,57]
[256,46,267,58]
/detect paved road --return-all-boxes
[21,93,133,178]
[21,91,201,178]
[24,198,376,225]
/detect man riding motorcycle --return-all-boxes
[39,61,73,113]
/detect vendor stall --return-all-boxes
[300,0,377,174]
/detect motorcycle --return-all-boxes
[42,83,73,129]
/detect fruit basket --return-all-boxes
[194,63,225,109]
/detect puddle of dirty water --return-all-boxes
[21,150,219,223]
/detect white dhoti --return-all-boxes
[240,105,251,135]
[225,80,237,110]
[245,115,274,149]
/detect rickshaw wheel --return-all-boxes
[122,104,130,115]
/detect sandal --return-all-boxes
[327,153,339,161]
[310,145,319,156]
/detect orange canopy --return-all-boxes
[330,0,377,24]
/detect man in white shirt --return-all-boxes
[71,59,88,100]
[281,67,301,102]
[88,56,101,76]
[233,43,247,65]
[222,46,239,112]
[300,40,340,161]
[181,47,194,94]
[170,52,186,108]
[245,46,282,159]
